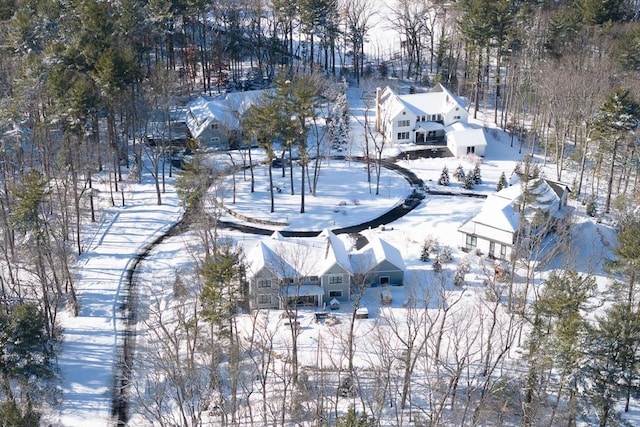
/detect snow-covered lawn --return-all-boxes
[53,91,630,425]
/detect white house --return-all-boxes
[245,230,405,310]
[458,178,572,260]
[375,83,468,145]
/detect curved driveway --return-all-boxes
[218,156,426,237]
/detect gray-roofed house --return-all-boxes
[458,178,572,260]
[245,230,405,309]
[350,235,406,287]
[185,90,267,149]
[246,230,353,310]
[375,83,468,145]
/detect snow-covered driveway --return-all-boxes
[55,177,182,426]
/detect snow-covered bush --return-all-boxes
[453,164,465,182]
[463,170,474,190]
[438,166,450,186]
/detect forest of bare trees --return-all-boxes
[1,0,640,424]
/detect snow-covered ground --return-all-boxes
[54,177,183,426]
[53,84,629,426]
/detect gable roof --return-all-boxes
[247,240,298,279]
[380,83,466,120]
[460,178,570,234]
[446,127,488,148]
[395,83,466,116]
[350,235,406,273]
[245,229,354,281]
[186,96,238,139]
[185,90,268,140]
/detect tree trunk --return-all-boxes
[604,139,619,213]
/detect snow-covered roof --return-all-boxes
[245,229,354,280]
[283,285,324,297]
[394,83,466,117]
[446,127,488,148]
[415,121,444,132]
[186,96,238,139]
[225,90,268,116]
[460,192,519,233]
[350,235,406,273]
[460,179,569,234]
[247,240,298,280]
[186,90,269,140]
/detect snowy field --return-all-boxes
[50,80,633,426]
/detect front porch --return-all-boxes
[281,285,325,308]
[414,121,445,145]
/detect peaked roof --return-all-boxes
[350,235,406,273]
[186,96,238,139]
[381,83,466,119]
[185,90,268,139]
[245,229,354,280]
[460,178,569,234]
[247,240,298,279]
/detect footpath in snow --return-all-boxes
[54,175,183,426]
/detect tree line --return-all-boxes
[1,0,640,423]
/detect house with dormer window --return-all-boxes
[245,230,405,310]
[375,84,487,157]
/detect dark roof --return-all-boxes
[544,179,571,198]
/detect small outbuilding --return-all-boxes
[446,125,488,158]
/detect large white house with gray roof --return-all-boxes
[375,84,488,157]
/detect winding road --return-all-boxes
[110,154,466,425]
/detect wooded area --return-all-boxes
[1,0,640,425]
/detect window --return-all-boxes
[467,146,475,154]
[257,279,272,288]
[500,245,507,258]
[431,114,438,121]
[465,234,477,250]
[257,294,272,304]
[329,290,342,298]
[489,241,496,256]
[454,115,461,120]
[211,136,220,144]
[308,276,318,282]
[397,132,410,140]
[380,276,390,285]
[328,275,343,285]
[211,123,219,130]
[427,130,436,138]
[397,119,410,127]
